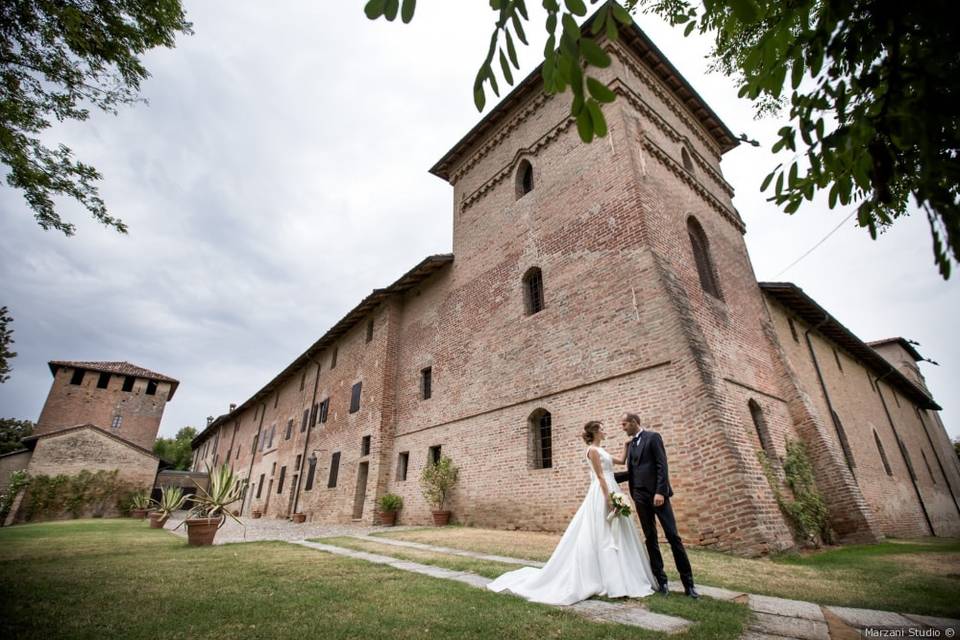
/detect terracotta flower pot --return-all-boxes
[431,510,451,526]
[251,510,262,519]
[131,508,148,519]
[149,512,169,529]
[379,511,397,526]
[185,517,223,546]
[291,512,306,523]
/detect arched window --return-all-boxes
[873,429,893,476]
[516,159,534,198]
[522,267,544,315]
[681,146,694,172]
[529,409,552,469]
[748,399,776,459]
[687,217,722,299]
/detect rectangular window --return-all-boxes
[331,347,338,369]
[278,466,287,494]
[122,375,135,392]
[256,474,265,498]
[146,380,158,395]
[70,369,85,385]
[319,399,329,424]
[421,367,432,400]
[361,435,371,456]
[111,415,122,430]
[366,319,374,343]
[310,403,318,427]
[97,372,111,389]
[267,425,275,449]
[252,434,259,453]
[350,382,362,413]
[274,392,279,408]
[295,454,302,470]
[285,419,293,440]
[304,456,317,491]
[787,317,799,343]
[299,371,305,391]
[428,445,441,465]
[301,409,309,432]
[397,452,409,481]
[328,452,341,487]
[271,462,277,476]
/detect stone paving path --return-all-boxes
[316,535,960,639]
[292,540,693,634]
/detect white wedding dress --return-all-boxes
[486,446,657,605]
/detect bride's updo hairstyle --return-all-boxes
[581,421,602,445]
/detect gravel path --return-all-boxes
[162,511,418,544]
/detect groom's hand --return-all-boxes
[653,493,665,507]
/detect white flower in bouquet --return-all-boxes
[607,492,632,522]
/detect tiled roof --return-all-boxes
[192,253,454,447]
[866,337,924,362]
[759,283,939,411]
[48,360,179,399]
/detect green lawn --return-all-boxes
[371,526,960,618]
[0,520,748,640]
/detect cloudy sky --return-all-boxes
[1,1,956,443]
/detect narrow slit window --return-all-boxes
[350,382,362,413]
[277,466,286,494]
[305,456,317,491]
[529,409,553,469]
[331,347,338,369]
[328,452,341,488]
[788,317,799,343]
[687,216,722,299]
[681,146,694,172]
[397,452,409,481]
[286,419,294,441]
[421,367,432,400]
[361,435,371,456]
[366,318,374,343]
[428,445,442,465]
[873,430,893,476]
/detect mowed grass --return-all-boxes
[0,519,746,640]
[316,536,750,640]
[372,526,960,618]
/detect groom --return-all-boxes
[614,412,699,598]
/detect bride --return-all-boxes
[486,421,658,605]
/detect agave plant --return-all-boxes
[152,486,187,519]
[130,492,152,510]
[185,464,246,526]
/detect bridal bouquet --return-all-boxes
[607,492,632,522]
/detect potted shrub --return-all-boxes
[130,492,151,519]
[377,493,403,526]
[149,486,186,529]
[291,512,306,523]
[178,464,245,546]
[420,456,458,526]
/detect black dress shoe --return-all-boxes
[657,582,669,595]
[684,586,700,599]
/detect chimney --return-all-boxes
[229,403,237,413]
[206,416,214,427]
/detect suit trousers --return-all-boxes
[631,489,694,589]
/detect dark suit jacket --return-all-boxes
[614,430,674,498]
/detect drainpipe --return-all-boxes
[804,313,854,472]
[915,409,960,520]
[292,359,322,516]
[242,401,267,517]
[874,367,936,535]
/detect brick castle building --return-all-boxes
[189,12,960,555]
[0,361,178,515]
